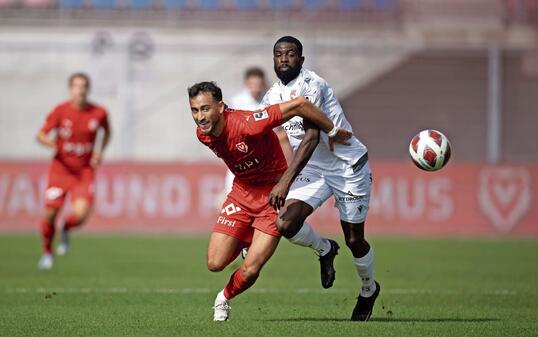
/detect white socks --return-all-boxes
[288,222,332,256]
[216,290,228,302]
[354,248,376,297]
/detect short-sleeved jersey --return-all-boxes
[261,68,367,169]
[197,104,287,185]
[40,101,109,171]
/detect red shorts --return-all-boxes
[213,180,281,245]
[44,160,95,209]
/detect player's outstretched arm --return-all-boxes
[36,131,56,151]
[269,121,319,210]
[278,97,351,149]
[91,124,112,167]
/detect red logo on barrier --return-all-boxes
[479,167,532,232]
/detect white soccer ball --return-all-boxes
[409,129,452,171]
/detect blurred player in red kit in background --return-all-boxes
[37,73,111,270]
[189,81,351,321]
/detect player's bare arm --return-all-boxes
[279,96,352,149]
[36,130,56,151]
[91,126,112,167]
[275,128,293,164]
[269,121,320,209]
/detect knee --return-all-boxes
[345,234,366,250]
[207,259,226,273]
[44,208,58,224]
[240,263,260,282]
[276,217,301,238]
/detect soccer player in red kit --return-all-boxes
[188,82,351,321]
[37,73,111,270]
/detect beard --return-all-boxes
[275,64,301,85]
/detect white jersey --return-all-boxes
[261,68,367,170]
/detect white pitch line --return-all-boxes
[3,288,518,296]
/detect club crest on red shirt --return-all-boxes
[235,142,248,153]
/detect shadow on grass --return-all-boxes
[264,317,500,323]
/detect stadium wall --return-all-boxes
[0,160,537,237]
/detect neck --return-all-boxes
[71,100,87,109]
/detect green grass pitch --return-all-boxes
[1,234,537,336]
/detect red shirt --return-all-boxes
[197,104,287,185]
[41,101,110,171]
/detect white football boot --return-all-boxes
[213,293,231,321]
[38,253,54,270]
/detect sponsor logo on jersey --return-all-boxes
[283,121,304,133]
[253,110,269,121]
[234,157,260,172]
[58,119,73,139]
[221,203,241,216]
[235,142,248,153]
[290,89,297,99]
[88,118,99,131]
[294,174,311,183]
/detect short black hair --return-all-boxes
[187,81,223,101]
[244,67,265,80]
[68,72,91,88]
[273,36,303,56]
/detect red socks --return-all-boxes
[63,215,80,231]
[40,219,55,254]
[223,268,258,300]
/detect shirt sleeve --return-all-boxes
[302,80,324,108]
[40,107,60,134]
[246,104,283,136]
[100,110,110,132]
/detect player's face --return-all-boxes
[273,42,304,84]
[69,77,89,106]
[245,76,266,101]
[189,92,225,135]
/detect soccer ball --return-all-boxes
[409,129,451,171]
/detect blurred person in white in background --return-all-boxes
[224,67,292,193]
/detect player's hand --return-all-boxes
[328,128,352,151]
[90,150,102,167]
[269,181,290,210]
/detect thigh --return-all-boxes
[277,198,314,226]
[70,168,95,206]
[242,229,280,272]
[45,169,73,210]
[71,198,92,220]
[207,232,246,268]
[327,162,372,223]
[214,195,256,245]
[286,165,332,210]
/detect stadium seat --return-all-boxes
[269,0,291,10]
[93,0,116,9]
[58,0,84,8]
[127,0,152,9]
[340,0,361,10]
[236,0,257,10]
[163,0,186,9]
[373,0,397,10]
[303,0,325,10]
[199,0,220,10]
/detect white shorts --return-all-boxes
[287,158,372,223]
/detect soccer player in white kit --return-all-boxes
[262,36,380,321]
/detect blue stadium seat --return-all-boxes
[93,0,116,9]
[199,0,219,10]
[164,0,186,9]
[58,0,84,8]
[340,0,361,10]
[304,0,325,10]
[373,0,397,10]
[236,0,257,10]
[127,0,152,9]
[270,0,291,10]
